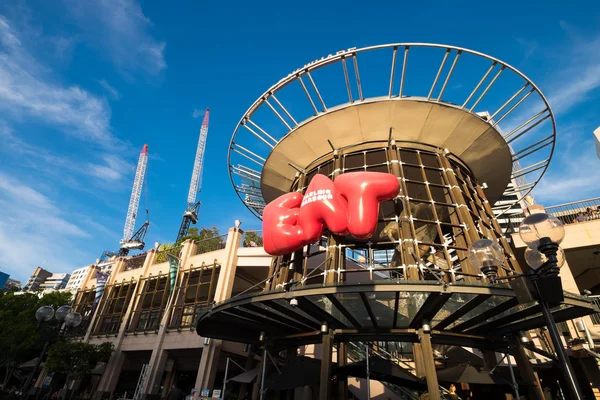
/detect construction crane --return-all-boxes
[176,108,210,242]
[119,144,150,256]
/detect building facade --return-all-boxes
[23,267,52,291]
[39,273,71,290]
[4,278,21,290]
[65,266,94,292]
[62,43,600,400]
[0,271,9,289]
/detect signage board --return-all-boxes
[263,172,400,255]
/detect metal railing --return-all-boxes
[240,230,263,247]
[545,197,600,225]
[195,235,227,255]
[345,341,460,399]
[123,254,146,271]
[154,245,183,264]
[589,296,600,325]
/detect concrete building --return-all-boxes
[65,266,94,292]
[4,278,22,290]
[39,273,71,290]
[0,271,9,289]
[595,126,600,160]
[60,43,600,400]
[23,267,52,291]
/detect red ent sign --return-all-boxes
[263,172,400,255]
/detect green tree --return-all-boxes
[243,231,263,247]
[175,226,224,253]
[46,341,113,381]
[0,290,73,388]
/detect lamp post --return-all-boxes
[468,213,583,400]
[21,305,82,399]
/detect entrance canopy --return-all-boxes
[197,282,596,349]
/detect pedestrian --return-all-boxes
[575,212,586,223]
[447,384,459,400]
[165,383,186,400]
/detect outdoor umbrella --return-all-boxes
[335,356,426,390]
[436,363,510,385]
[18,358,44,369]
[264,356,322,390]
[229,367,259,384]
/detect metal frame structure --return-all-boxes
[126,273,169,334]
[168,261,221,331]
[177,109,210,242]
[121,145,149,254]
[227,43,556,218]
[92,279,136,336]
[197,282,595,348]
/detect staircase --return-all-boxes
[344,341,460,400]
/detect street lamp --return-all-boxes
[21,305,83,399]
[467,213,583,400]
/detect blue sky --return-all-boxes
[1,0,599,283]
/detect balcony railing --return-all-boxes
[154,246,183,264]
[545,197,600,225]
[195,235,227,255]
[123,254,146,271]
[590,296,600,326]
[240,230,263,248]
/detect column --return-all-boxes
[418,328,440,399]
[194,226,243,391]
[319,331,333,400]
[239,346,256,400]
[513,343,544,400]
[337,342,348,400]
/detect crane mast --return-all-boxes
[176,109,210,242]
[119,144,149,255]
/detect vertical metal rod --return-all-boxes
[399,46,409,97]
[505,110,549,140]
[428,49,450,100]
[353,55,363,101]
[535,282,583,400]
[489,84,530,121]
[389,46,398,97]
[241,124,275,149]
[469,66,505,112]
[260,349,268,400]
[270,95,298,126]
[306,72,327,111]
[506,353,520,399]
[264,99,292,130]
[298,75,319,114]
[246,119,278,144]
[437,51,461,100]
[462,62,497,109]
[342,57,353,103]
[222,357,230,397]
[492,88,535,127]
[365,342,371,399]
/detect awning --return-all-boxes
[336,356,426,390]
[19,358,43,369]
[264,357,322,390]
[229,367,259,384]
[92,362,106,375]
[436,364,510,385]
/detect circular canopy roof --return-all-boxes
[228,43,556,219]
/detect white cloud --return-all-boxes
[0,15,116,146]
[88,154,132,181]
[192,108,205,118]
[0,125,132,184]
[64,0,166,76]
[99,79,121,100]
[0,172,94,281]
